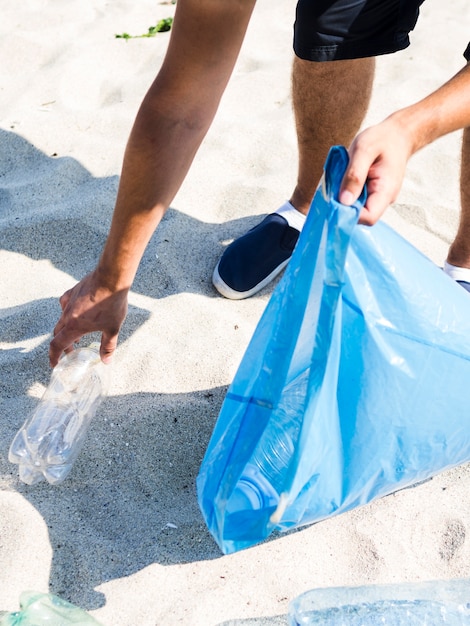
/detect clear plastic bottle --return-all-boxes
[9,343,110,485]
[288,581,470,626]
[226,374,306,514]
[0,591,103,625]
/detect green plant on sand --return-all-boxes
[115,17,173,39]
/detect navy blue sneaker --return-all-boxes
[212,213,301,299]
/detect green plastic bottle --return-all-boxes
[0,591,103,625]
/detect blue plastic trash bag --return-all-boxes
[197,145,470,554]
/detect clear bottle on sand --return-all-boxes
[9,343,110,485]
[288,580,470,626]
[0,591,103,625]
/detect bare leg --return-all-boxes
[290,56,375,215]
[447,127,470,268]
[212,55,376,299]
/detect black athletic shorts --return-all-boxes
[464,43,470,61]
[294,0,426,61]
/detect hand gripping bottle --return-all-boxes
[9,343,110,485]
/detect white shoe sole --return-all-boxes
[212,259,290,300]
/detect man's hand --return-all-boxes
[340,61,470,225]
[49,269,128,367]
[49,0,256,369]
[339,116,413,225]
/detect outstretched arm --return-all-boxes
[49,0,256,366]
[339,60,470,225]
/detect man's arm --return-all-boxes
[339,61,470,225]
[49,0,256,366]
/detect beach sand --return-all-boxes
[1,0,470,624]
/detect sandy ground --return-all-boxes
[1,0,470,624]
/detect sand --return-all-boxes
[1,0,470,624]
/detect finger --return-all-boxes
[52,292,73,344]
[49,342,65,369]
[99,331,119,364]
[52,318,64,339]
[357,191,389,226]
[49,328,83,368]
[59,289,72,312]
[339,154,371,206]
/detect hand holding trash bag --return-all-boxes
[340,62,470,227]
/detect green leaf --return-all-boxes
[155,17,173,32]
[115,17,173,39]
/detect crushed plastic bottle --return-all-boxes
[288,580,470,626]
[9,343,110,485]
[226,373,306,515]
[290,599,469,625]
[0,591,103,625]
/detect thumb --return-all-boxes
[339,162,368,207]
[100,332,118,364]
